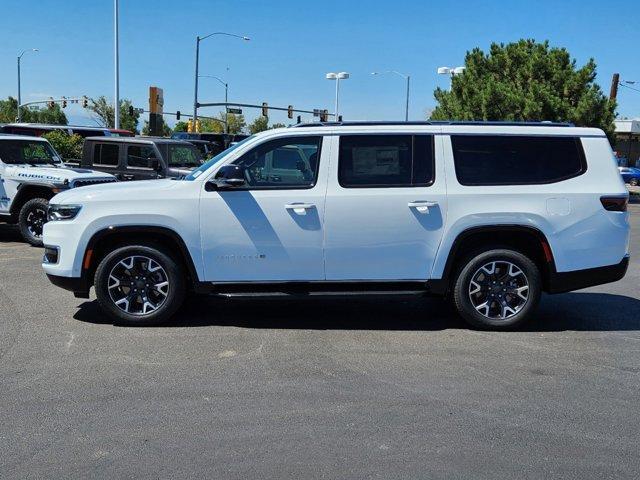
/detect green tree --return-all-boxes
[0,96,67,125]
[270,122,287,129]
[430,39,616,138]
[173,121,189,132]
[248,116,269,134]
[88,96,141,133]
[200,112,246,134]
[42,130,83,160]
[142,119,172,137]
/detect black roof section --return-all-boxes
[292,120,575,128]
[83,136,191,143]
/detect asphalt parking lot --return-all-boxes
[1,206,639,479]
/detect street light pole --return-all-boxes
[199,75,229,133]
[326,72,349,120]
[371,70,411,121]
[437,66,465,91]
[17,48,38,122]
[193,32,249,123]
[114,0,120,129]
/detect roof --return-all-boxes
[0,133,49,141]
[83,136,191,144]
[292,120,575,128]
[3,123,110,130]
[614,119,640,134]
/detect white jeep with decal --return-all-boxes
[0,134,116,245]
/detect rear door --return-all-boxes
[323,132,447,281]
[84,142,120,175]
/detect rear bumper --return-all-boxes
[547,256,629,294]
[46,274,90,298]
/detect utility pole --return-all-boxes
[610,73,620,101]
[114,0,120,129]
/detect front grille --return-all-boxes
[71,178,117,189]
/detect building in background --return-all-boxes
[614,119,640,167]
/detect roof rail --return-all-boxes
[292,120,574,128]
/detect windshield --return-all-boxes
[184,135,254,180]
[167,144,203,168]
[0,140,62,166]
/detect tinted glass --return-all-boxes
[168,144,202,167]
[228,136,322,188]
[0,140,60,165]
[126,145,157,168]
[94,143,119,166]
[338,135,434,187]
[451,135,586,186]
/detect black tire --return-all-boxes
[18,197,49,246]
[630,178,639,187]
[94,245,186,326]
[452,249,541,330]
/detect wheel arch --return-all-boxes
[10,184,58,217]
[430,225,556,296]
[82,225,202,293]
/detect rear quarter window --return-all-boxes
[451,135,587,186]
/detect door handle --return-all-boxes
[285,203,315,215]
[408,201,438,213]
[121,174,135,181]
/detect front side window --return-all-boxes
[94,143,119,166]
[451,135,587,186]
[168,144,202,167]
[338,135,434,188]
[0,140,60,165]
[225,136,322,188]
[126,145,158,169]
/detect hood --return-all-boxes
[4,164,115,183]
[51,178,185,204]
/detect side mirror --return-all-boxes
[212,164,246,189]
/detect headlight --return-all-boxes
[47,204,82,221]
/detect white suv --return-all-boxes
[42,122,631,329]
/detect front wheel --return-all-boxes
[94,245,186,326]
[452,249,541,330]
[18,198,49,246]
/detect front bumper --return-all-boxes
[547,255,630,294]
[46,274,90,298]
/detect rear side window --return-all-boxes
[93,143,119,166]
[451,135,586,186]
[338,135,434,188]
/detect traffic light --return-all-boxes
[81,96,89,108]
[47,97,55,109]
[195,120,201,133]
[176,110,181,120]
[128,105,134,116]
[187,119,193,133]
[287,105,294,119]
[61,97,67,108]
[262,102,268,117]
[320,109,329,122]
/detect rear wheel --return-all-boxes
[18,198,49,246]
[94,245,186,326]
[452,249,541,330]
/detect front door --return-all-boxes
[122,144,161,181]
[323,133,447,281]
[200,135,328,282]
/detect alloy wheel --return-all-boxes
[107,256,170,315]
[468,261,529,320]
[26,207,47,238]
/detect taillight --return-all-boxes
[600,196,628,212]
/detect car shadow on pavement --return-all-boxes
[73,291,640,332]
[0,224,24,243]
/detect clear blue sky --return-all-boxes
[1,0,639,128]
